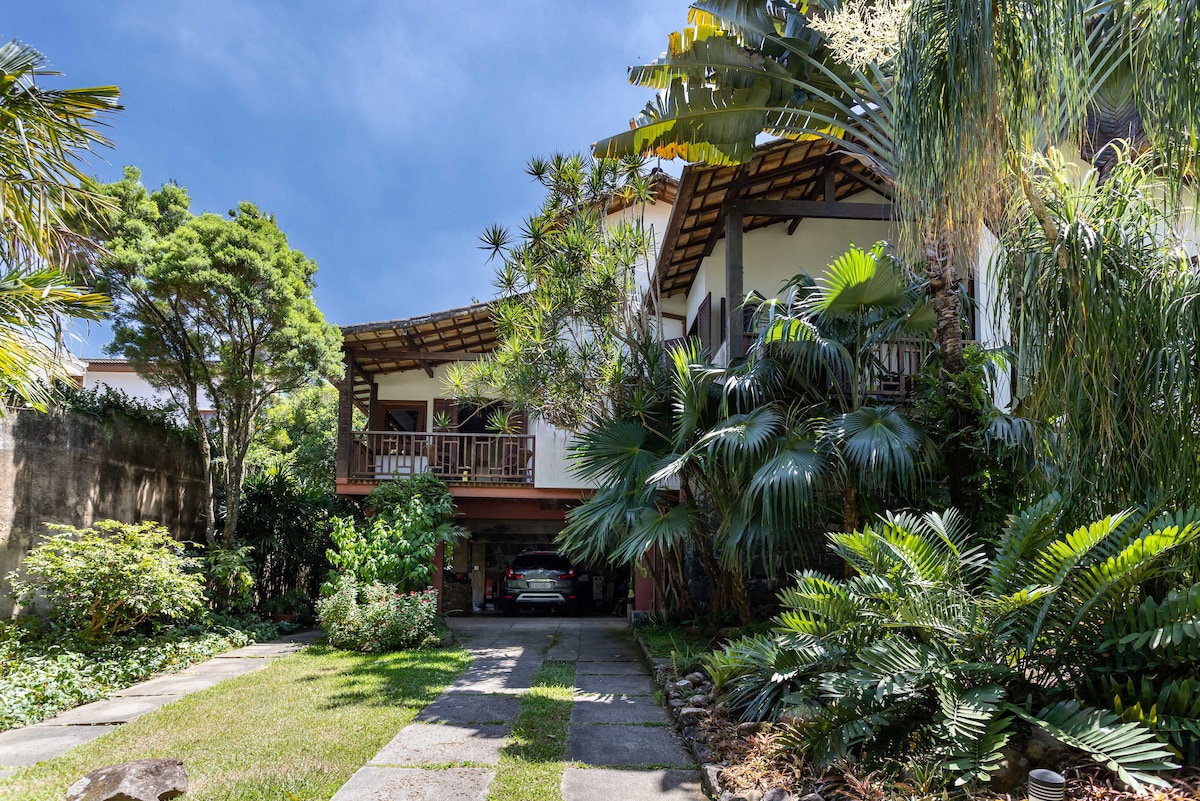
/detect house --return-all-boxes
[69,358,216,421]
[334,138,1008,616]
[334,178,679,615]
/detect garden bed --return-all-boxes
[0,616,287,730]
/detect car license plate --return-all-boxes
[531,580,554,589]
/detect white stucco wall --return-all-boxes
[680,189,900,363]
[83,366,214,415]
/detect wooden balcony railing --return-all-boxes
[344,431,535,484]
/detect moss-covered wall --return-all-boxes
[0,408,206,617]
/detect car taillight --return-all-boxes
[558,569,575,579]
[506,566,524,579]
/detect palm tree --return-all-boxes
[0,39,120,409]
[595,0,1199,367]
[560,244,939,623]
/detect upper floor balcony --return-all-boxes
[343,430,534,485]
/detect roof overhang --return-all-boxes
[342,300,498,379]
[654,137,893,298]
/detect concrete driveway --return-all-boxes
[333,616,706,800]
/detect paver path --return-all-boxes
[0,629,323,778]
[333,616,705,801]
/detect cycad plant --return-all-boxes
[560,244,940,623]
[707,497,1200,788]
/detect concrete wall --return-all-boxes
[0,408,207,617]
[83,365,214,416]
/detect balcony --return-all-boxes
[343,430,535,485]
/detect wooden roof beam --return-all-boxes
[404,329,435,378]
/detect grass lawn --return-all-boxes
[0,645,470,801]
[487,660,575,801]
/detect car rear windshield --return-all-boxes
[513,553,572,571]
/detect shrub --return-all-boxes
[316,575,439,652]
[10,520,206,644]
[0,615,283,729]
[326,474,465,592]
[709,498,1200,790]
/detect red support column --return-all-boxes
[633,546,657,616]
[433,542,445,614]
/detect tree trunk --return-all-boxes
[187,395,217,547]
[842,483,860,533]
[924,230,981,515]
[924,233,965,374]
[221,438,247,548]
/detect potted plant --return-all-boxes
[261,590,312,624]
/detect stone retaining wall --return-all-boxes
[0,407,206,617]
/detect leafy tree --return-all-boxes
[325,474,467,593]
[0,39,117,410]
[447,153,671,432]
[95,169,343,546]
[999,150,1200,517]
[246,383,345,493]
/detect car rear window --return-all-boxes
[513,553,572,571]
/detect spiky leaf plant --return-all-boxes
[709,499,1199,789]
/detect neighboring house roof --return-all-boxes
[653,138,892,297]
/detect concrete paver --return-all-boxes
[415,694,523,724]
[0,629,321,771]
[562,768,705,801]
[34,695,182,726]
[214,641,307,659]
[112,673,225,697]
[571,694,672,725]
[178,658,270,677]
[576,660,650,675]
[567,723,693,767]
[370,723,510,766]
[575,672,657,696]
[0,725,117,767]
[331,767,493,800]
[333,616,704,801]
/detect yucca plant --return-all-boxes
[709,497,1200,789]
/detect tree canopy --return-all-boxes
[96,167,343,546]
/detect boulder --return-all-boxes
[65,759,187,801]
[680,706,709,722]
[686,694,709,706]
[673,679,695,692]
[737,721,763,737]
[685,672,707,685]
[797,793,824,801]
[763,789,793,801]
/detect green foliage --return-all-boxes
[448,153,670,432]
[246,383,347,493]
[0,615,282,730]
[315,576,439,652]
[57,383,195,440]
[0,39,119,412]
[1002,150,1200,519]
[201,543,256,613]
[709,501,1198,789]
[9,520,206,644]
[238,466,340,601]
[560,244,942,623]
[325,474,465,593]
[94,167,344,546]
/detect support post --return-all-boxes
[725,202,745,360]
[336,350,354,484]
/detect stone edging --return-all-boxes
[635,634,819,801]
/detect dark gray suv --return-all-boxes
[501,551,578,615]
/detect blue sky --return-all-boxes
[9,2,689,354]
